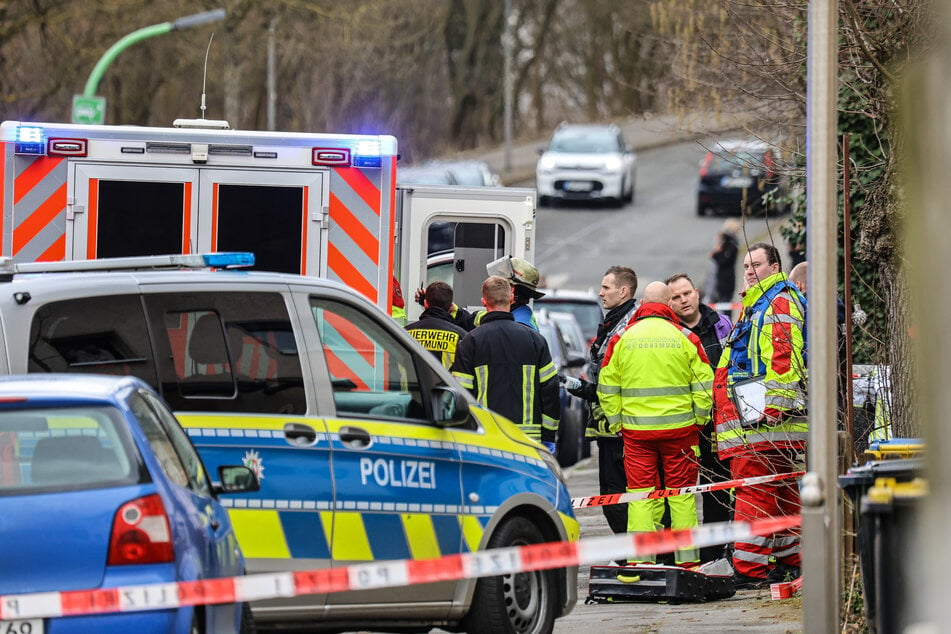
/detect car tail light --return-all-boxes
[699,152,713,177]
[107,494,174,565]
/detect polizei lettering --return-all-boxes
[359,457,436,489]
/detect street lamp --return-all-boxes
[72,8,227,124]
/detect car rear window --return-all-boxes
[0,406,138,493]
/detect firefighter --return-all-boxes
[713,242,807,589]
[565,265,639,536]
[406,281,469,369]
[484,255,545,330]
[451,276,560,451]
[597,281,714,570]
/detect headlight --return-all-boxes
[538,155,557,171]
[538,448,567,484]
[604,156,622,171]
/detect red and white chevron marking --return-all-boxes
[0,515,801,620]
[571,470,805,509]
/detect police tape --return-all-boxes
[708,302,743,312]
[571,470,805,509]
[0,515,801,620]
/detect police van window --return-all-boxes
[28,295,158,386]
[144,292,306,415]
[309,298,425,422]
[96,181,185,257]
[216,184,303,275]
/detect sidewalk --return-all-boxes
[557,447,804,633]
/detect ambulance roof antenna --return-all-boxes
[200,32,213,120]
[173,31,230,130]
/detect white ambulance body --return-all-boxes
[0,120,534,320]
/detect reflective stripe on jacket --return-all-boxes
[451,311,560,442]
[713,272,808,458]
[596,303,713,438]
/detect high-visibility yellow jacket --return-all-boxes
[597,303,713,439]
[713,272,808,458]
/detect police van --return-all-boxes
[0,253,579,632]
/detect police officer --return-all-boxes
[451,276,560,450]
[406,281,470,369]
[565,265,639,535]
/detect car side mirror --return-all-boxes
[214,465,260,494]
[537,147,546,156]
[432,385,470,427]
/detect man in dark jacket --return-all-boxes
[666,273,733,562]
[566,265,639,535]
[406,281,469,369]
[451,276,561,451]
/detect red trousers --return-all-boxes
[731,450,802,578]
[622,430,698,490]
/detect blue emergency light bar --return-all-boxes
[352,139,384,168]
[14,126,46,155]
[202,252,255,268]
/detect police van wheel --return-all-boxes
[462,517,557,634]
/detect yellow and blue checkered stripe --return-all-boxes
[182,411,572,562]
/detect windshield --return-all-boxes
[549,130,620,154]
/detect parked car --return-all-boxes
[0,253,579,633]
[0,373,258,633]
[535,288,604,346]
[397,164,458,185]
[536,309,590,468]
[536,123,636,207]
[427,160,501,187]
[696,139,788,217]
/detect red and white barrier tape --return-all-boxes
[0,515,800,620]
[707,302,743,312]
[571,470,805,509]
[770,574,803,600]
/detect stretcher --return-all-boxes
[585,563,735,604]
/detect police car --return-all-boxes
[0,253,579,633]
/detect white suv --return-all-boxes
[536,123,636,207]
[0,253,579,633]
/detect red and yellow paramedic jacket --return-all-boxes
[713,271,808,459]
[596,302,713,440]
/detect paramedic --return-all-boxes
[597,281,714,569]
[713,242,807,588]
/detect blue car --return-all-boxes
[0,374,258,633]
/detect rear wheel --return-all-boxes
[462,517,558,634]
[556,414,582,468]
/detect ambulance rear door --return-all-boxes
[69,164,327,275]
[397,185,536,322]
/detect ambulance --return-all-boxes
[0,119,536,320]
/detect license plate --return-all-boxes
[563,181,593,192]
[721,176,753,188]
[0,620,43,634]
